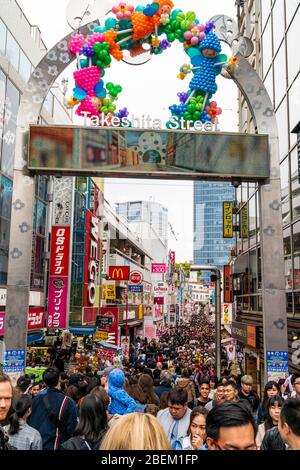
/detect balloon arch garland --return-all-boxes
[67,1,238,128]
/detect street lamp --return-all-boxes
[190,265,222,378]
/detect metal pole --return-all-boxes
[190,265,221,378]
[125,282,129,341]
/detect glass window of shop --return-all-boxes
[5,31,19,71]
[0,18,6,54]
[288,75,300,134]
[1,79,20,177]
[263,67,274,107]
[280,156,290,224]
[274,43,287,109]
[272,0,285,54]
[262,18,273,78]
[249,194,257,247]
[287,7,300,85]
[292,221,300,291]
[294,291,300,313]
[19,50,32,83]
[249,249,258,311]
[291,146,300,220]
[285,0,300,25]
[286,292,293,313]
[277,98,289,160]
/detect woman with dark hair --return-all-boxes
[62,394,108,450]
[138,374,159,405]
[257,381,280,423]
[179,407,208,450]
[256,396,284,448]
[4,395,42,450]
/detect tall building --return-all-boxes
[193,182,235,283]
[0,0,73,340]
[115,200,168,247]
[234,0,300,375]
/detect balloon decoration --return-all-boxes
[67,1,238,127]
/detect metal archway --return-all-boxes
[4,13,287,382]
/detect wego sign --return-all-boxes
[84,210,100,306]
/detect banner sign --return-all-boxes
[84,210,100,307]
[129,271,143,285]
[0,311,4,336]
[104,284,116,301]
[2,350,25,374]
[101,230,109,277]
[97,307,119,345]
[223,265,231,303]
[29,126,270,180]
[152,263,167,274]
[170,251,175,267]
[49,226,70,276]
[231,321,257,348]
[52,177,73,226]
[109,266,130,281]
[48,276,68,328]
[267,351,289,382]
[154,296,164,305]
[240,203,249,239]
[221,303,232,325]
[28,307,44,331]
[128,285,143,293]
[153,282,168,294]
[223,202,233,238]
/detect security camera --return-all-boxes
[231,178,241,188]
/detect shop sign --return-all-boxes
[130,271,143,285]
[84,210,100,306]
[222,303,232,325]
[48,277,68,329]
[0,311,4,336]
[223,265,231,303]
[231,321,257,348]
[153,282,168,294]
[152,263,167,274]
[170,251,175,267]
[94,331,109,341]
[109,266,130,281]
[97,307,119,345]
[0,289,6,306]
[240,203,249,239]
[223,202,233,238]
[28,307,44,331]
[266,351,289,382]
[53,177,73,226]
[101,231,109,277]
[104,284,116,301]
[2,350,25,374]
[128,285,143,293]
[49,226,70,276]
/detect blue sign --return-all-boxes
[128,285,143,293]
[266,351,289,380]
[3,349,26,373]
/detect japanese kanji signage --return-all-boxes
[223,265,231,303]
[267,351,289,382]
[240,203,249,239]
[104,284,116,301]
[3,350,25,374]
[48,276,68,328]
[0,311,4,336]
[27,307,44,331]
[223,202,233,238]
[49,226,71,276]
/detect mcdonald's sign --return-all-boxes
[109,266,130,281]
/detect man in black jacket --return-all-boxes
[28,367,78,449]
[238,375,260,415]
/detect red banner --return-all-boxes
[50,226,70,276]
[223,265,231,303]
[97,307,119,345]
[28,307,44,331]
[84,210,100,306]
[154,297,164,305]
[0,311,4,336]
[109,266,130,281]
[48,276,68,329]
[170,251,175,267]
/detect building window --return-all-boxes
[19,50,32,83]
[0,18,7,54]
[5,30,20,71]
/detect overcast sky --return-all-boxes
[18,0,239,262]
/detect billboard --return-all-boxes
[97,307,119,345]
[152,263,167,273]
[28,126,270,180]
[223,202,233,238]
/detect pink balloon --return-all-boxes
[125,11,132,19]
[199,24,205,32]
[210,101,217,107]
[191,37,199,46]
[199,32,205,41]
[216,107,222,114]
[116,12,123,20]
[184,31,192,40]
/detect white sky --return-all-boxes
[18,0,238,262]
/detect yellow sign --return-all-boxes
[240,203,249,239]
[94,331,109,341]
[104,284,116,301]
[223,202,233,238]
[138,304,143,320]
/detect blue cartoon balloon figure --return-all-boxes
[188,31,222,95]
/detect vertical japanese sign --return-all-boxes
[223,265,231,303]
[0,311,5,336]
[101,230,110,277]
[223,202,233,238]
[48,227,71,329]
[221,303,233,325]
[27,307,44,331]
[52,177,73,226]
[83,209,100,322]
[240,203,249,239]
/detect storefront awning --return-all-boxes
[27,330,45,344]
[69,327,96,335]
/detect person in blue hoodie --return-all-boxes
[108,369,137,415]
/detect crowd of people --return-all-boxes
[1,314,300,451]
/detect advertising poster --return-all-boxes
[3,350,25,374]
[97,307,119,345]
[47,276,68,328]
[267,351,289,382]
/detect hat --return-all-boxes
[68,373,85,386]
[241,375,253,385]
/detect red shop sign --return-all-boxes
[50,226,71,276]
